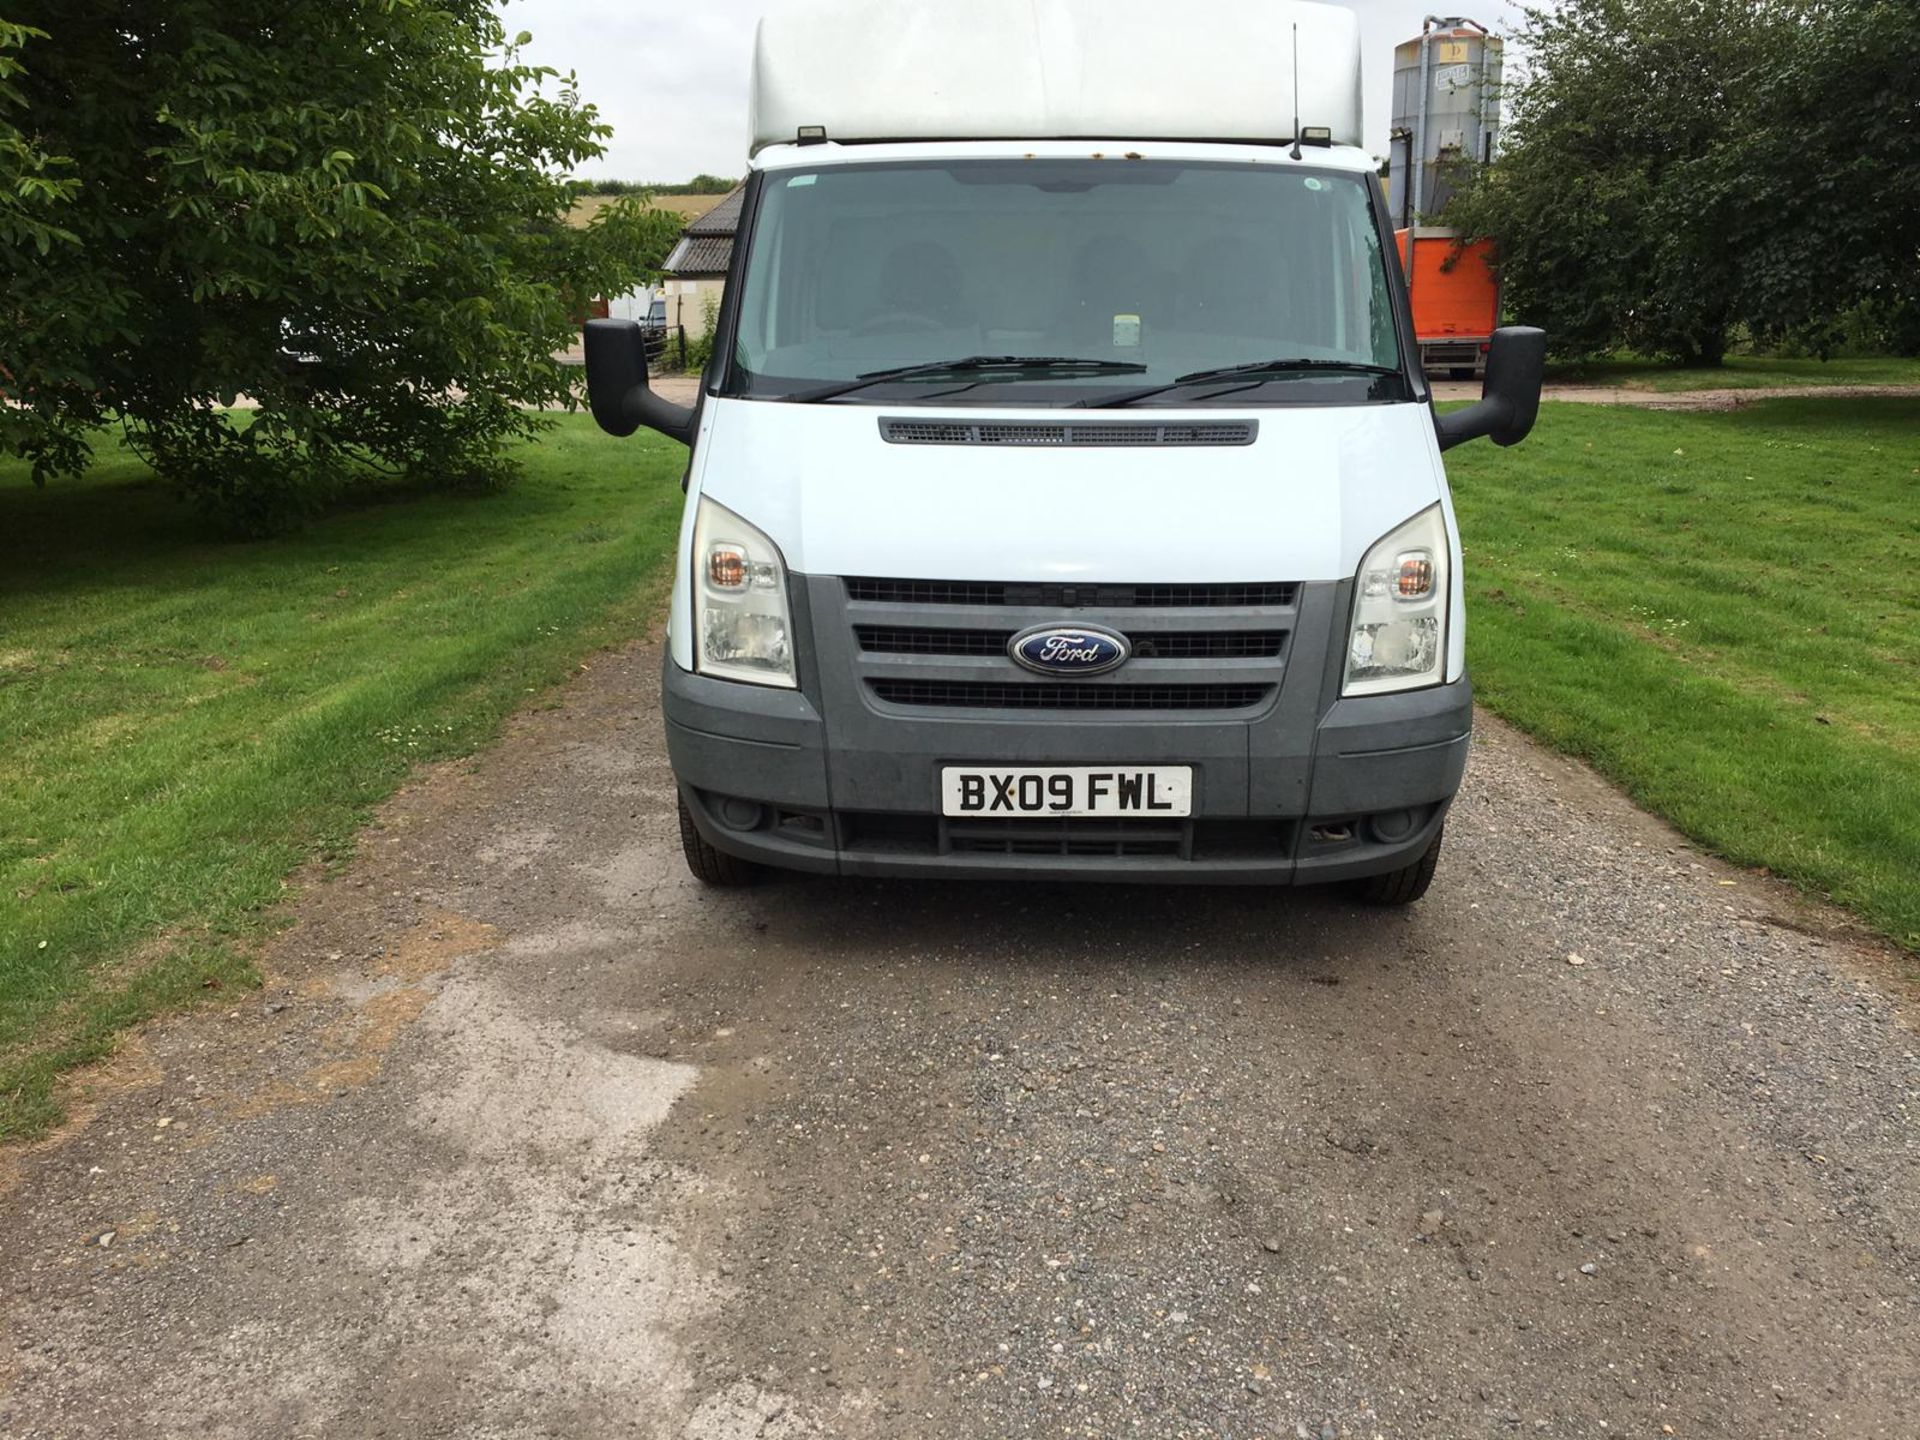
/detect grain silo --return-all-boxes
[1387,17,1504,228]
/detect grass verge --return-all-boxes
[0,416,687,1139]
[1447,396,1920,951]
[1546,352,1920,393]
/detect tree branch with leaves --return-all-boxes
[2,0,681,528]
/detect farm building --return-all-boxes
[660,185,746,338]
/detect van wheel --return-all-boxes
[678,794,762,886]
[1351,825,1444,906]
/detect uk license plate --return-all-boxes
[940,766,1193,819]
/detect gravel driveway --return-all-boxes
[3,639,1916,1439]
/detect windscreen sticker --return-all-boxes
[786,174,817,188]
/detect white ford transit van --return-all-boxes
[586,0,1544,901]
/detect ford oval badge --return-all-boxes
[1009,623,1131,677]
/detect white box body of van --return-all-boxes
[596,0,1541,891]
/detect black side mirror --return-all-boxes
[584,318,695,446]
[1435,326,1546,453]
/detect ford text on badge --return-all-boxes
[1009,624,1131,677]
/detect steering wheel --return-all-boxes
[855,310,945,337]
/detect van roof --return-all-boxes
[748,0,1364,156]
[750,137,1382,175]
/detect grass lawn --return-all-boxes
[1546,352,1920,393]
[0,416,687,1139]
[1447,396,1920,951]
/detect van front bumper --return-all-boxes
[663,582,1472,885]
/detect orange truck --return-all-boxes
[1395,228,1499,379]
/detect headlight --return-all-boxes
[693,496,796,688]
[1343,504,1448,697]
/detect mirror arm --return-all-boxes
[1436,399,1492,452]
[631,386,696,447]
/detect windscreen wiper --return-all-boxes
[1071,358,1403,409]
[784,355,1148,404]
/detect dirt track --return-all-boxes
[3,638,1918,1439]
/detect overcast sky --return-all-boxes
[501,0,1527,182]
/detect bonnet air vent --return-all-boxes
[880,419,1256,447]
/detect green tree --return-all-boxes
[0,20,84,474]
[0,23,76,258]
[2,1,681,527]
[1711,0,1920,355]
[1448,0,1796,364]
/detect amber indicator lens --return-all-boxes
[1396,554,1435,599]
[708,546,748,589]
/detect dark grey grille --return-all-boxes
[880,418,1255,447]
[868,681,1272,711]
[855,626,1287,659]
[947,818,1186,858]
[856,626,1008,656]
[845,578,1297,609]
[845,578,1006,606]
[834,814,1299,863]
[1127,631,1288,659]
[1129,583,1295,608]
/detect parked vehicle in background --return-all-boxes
[1386,17,1504,379]
[1397,228,1500,378]
[638,296,672,364]
[584,0,1545,902]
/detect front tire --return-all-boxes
[678,793,762,886]
[1351,824,1444,906]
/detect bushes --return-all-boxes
[2,1,679,529]
[1448,0,1920,363]
[570,175,739,198]
[679,295,723,375]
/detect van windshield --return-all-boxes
[723,159,1406,405]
